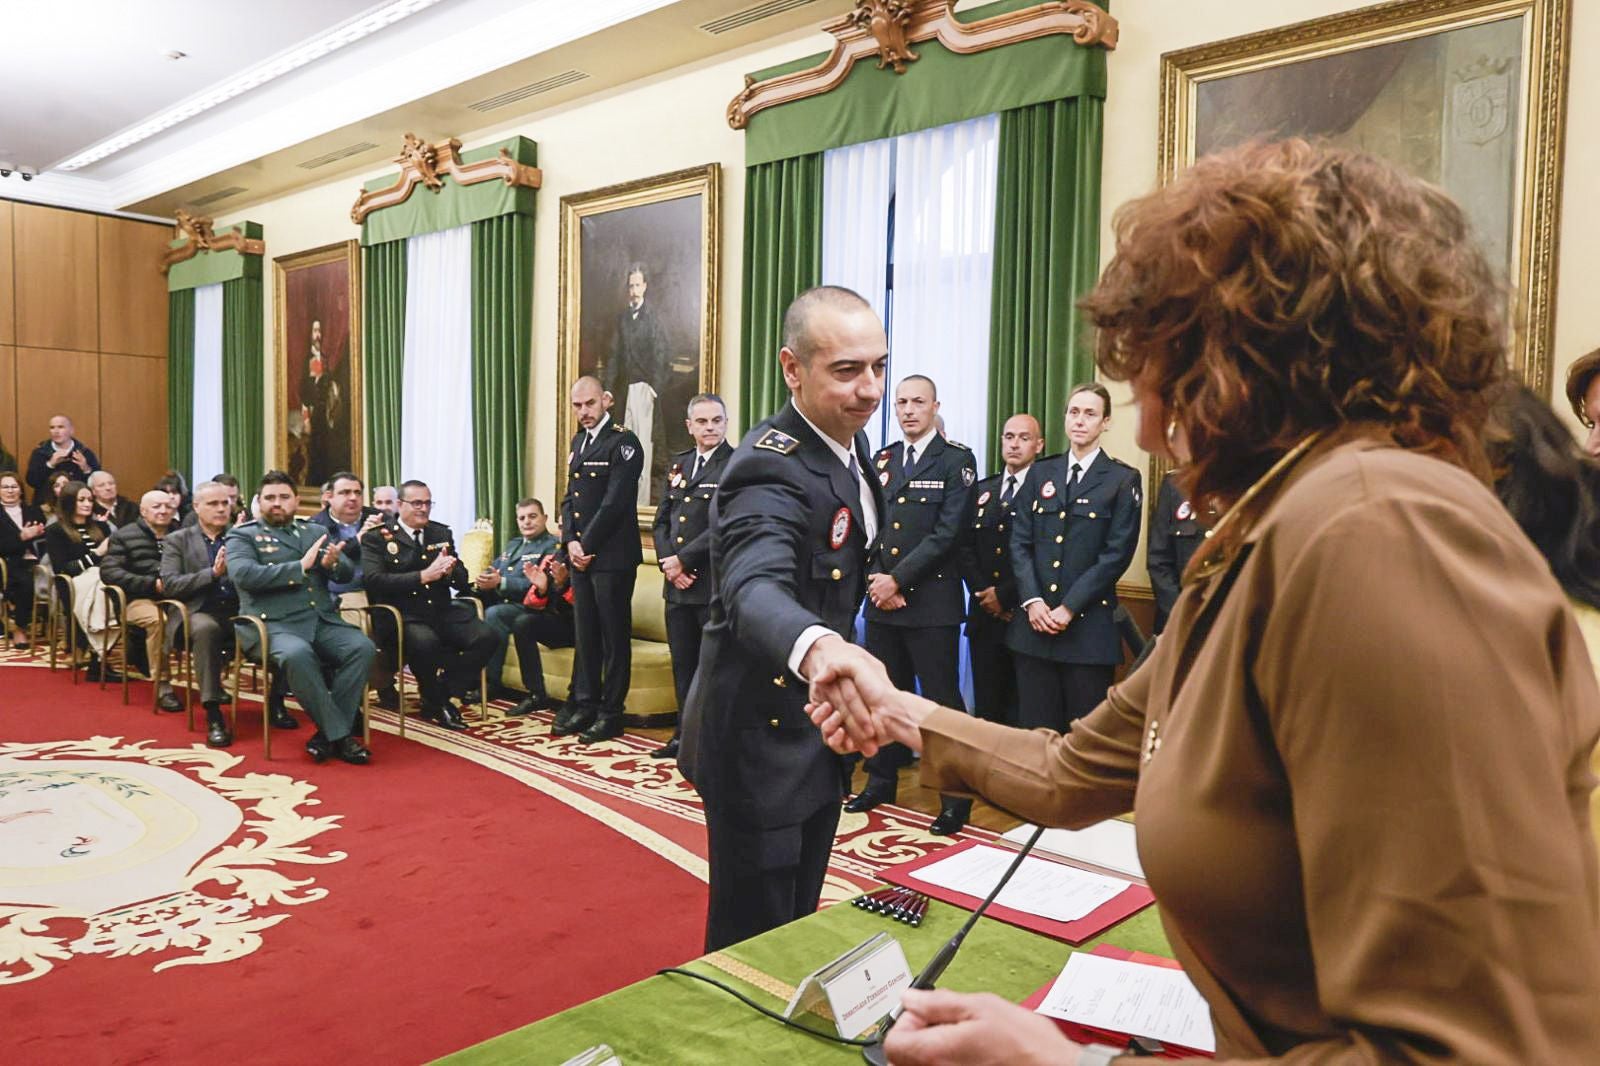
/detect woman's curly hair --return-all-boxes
[1081,139,1508,510]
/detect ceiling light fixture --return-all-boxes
[57,0,445,172]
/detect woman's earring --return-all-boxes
[1165,418,1180,449]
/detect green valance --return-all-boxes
[360,136,538,247]
[743,0,1108,166]
[166,222,264,292]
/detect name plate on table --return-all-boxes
[784,932,912,1039]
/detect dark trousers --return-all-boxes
[570,566,636,719]
[403,602,499,708]
[967,622,1017,725]
[1013,654,1115,732]
[3,557,34,629]
[664,600,710,739]
[862,621,965,785]
[174,608,230,704]
[484,602,574,696]
[703,798,840,952]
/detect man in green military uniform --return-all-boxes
[226,470,376,764]
[475,496,568,715]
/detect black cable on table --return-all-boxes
[656,966,876,1047]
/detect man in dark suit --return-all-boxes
[678,285,888,951]
[649,393,733,761]
[558,376,644,743]
[849,375,977,834]
[1147,469,1212,635]
[959,413,1045,728]
[26,415,99,505]
[360,480,498,731]
[1007,383,1141,731]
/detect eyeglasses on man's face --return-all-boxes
[402,498,433,508]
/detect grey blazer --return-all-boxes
[160,524,228,612]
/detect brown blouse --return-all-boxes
[920,437,1600,1062]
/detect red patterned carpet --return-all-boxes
[0,653,987,1064]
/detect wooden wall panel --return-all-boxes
[100,353,168,492]
[14,203,98,352]
[0,345,15,465]
[14,348,100,485]
[0,201,13,345]
[98,216,170,357]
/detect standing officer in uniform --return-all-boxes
[678,285,887,951]
[476,497,563,714]
[848,375,977,835]
[558,376,644,743]
[959,412,1045,727]
[227,471,375,764]
[361,479,498,731]
[1007,383,1141,731]
[1146,469,1210,635]
[649,393,733,761]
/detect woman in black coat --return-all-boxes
[42,480,119,681]
[0,470,47,646]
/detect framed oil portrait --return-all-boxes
[557,164,720,527]
[273,241,362,510]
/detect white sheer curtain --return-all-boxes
[823,137,894,451]
[400,225,476,537]
[191,283,225,487]
[888,113,1000,475]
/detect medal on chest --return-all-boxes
[1040,481,1057,500]
[1176,500,1192,521]
[829,507,851,550]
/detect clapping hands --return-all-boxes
[420,548,456,584]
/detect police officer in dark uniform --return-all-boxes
[649,393,733,761]
[360,479,498,731]
[959,412,1045,728]
[678,286,887,951]
[1007,383,1141,731]
[847,374,977,835]
[558,376,645,743]
[1147,469,1212,635]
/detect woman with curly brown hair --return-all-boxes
[807,139,1600,1063]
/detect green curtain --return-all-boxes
[470,214,533,542]
[738,153,823,429]
[167,288,196,479]
[363,240,407,491]
[221,276,264,483]
[988,95,1104,455]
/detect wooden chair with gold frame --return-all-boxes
[351,602,410,736]
[155,598,198,730]
[49,573,80,682]
[98,584,135,705]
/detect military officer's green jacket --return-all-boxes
[225,518,359,640]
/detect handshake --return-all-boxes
[800,634,937,756]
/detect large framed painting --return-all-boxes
[273,241,362,510]
[557,164,720,527]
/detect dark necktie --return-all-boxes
[1066,462,1082,502]
[905,445,917,476]
[1000,474,1017,505]
[691,454,703,481]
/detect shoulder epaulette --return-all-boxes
[611,422,625,432]
[754,429,800,455]
[1109,454,1134,470]
[945,438,972,451]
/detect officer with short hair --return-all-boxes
[477,497,568,715]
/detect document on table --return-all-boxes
[1002,819,1145,880]
[1037,952,1216,1053]
[907,844,1127,922]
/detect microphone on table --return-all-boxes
[861,824,1046,1066]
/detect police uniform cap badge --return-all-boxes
[1177,500,1192,521]
[829,507,851,550]
[754,429,800,455]
[387,541,400,555]
[977,490,991,506]
[1041,481,1057,499]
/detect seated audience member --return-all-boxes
[1564,347,1600,459]
[371,485,399,518]
[101,490,182,709]
[308,471,383,600]
[88,470,139,528]
[227,471,374,764]
[475,497,569,715]
[40,471,73,524]
[154,471,191,523]
[26,414,100,505]
[361,480,497,730]
[162,481,293,747]
[806,140,1600,1063]
[181,473,245,528]
[1,471,47,646]
[42,480,119,681]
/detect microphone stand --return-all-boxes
[861,825,1046,1065]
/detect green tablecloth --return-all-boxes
[438,894,1171,1065]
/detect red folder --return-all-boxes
[1021,945,1214,1058]
[878,839,1154,944]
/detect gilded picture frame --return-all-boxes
[556,164,721,530]
[1150,0,1570,493]
[273,240,363,511]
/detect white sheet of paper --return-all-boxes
[1037,952,1216,1053]
[1002,819,1145,880]
[908,844,1127,923]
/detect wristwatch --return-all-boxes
[1077,1045,1123,1066]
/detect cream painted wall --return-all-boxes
[226,0,1598,587]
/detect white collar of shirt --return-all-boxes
[585,414,611,443]
[696,445,719,463]
[402,522,426,540]
[791,400,854,469]
[902,427,939,460]
[51,440,74,455]
[1067,447,1102,478]
[1002,464,1032,492]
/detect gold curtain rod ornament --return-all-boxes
[160,210,265,273]
[350,132,543,225]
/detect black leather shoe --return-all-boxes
[551,705,596,737]
[156,688,184,713]
[85,662,124,684]
[577,716,624,744]
[843,780,896,814]
[422,702,468,731]
[505,693,557,717]
[650,738,680,760]
[305,731,332,763]
[206,720,234,748]
[463,687,482,705]
[928,799,972,837]
[334,736,372,764]
[374,685,400,711]
[269,703,299,731]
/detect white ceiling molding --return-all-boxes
[0,172,170,223]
